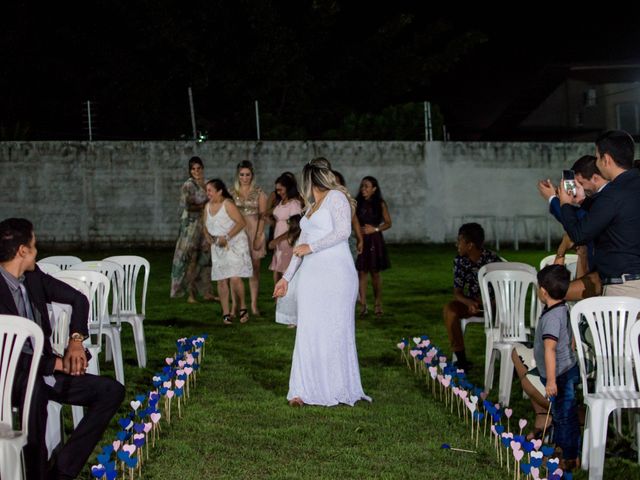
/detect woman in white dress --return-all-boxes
[273,158,371,407]
[203,179,253,324]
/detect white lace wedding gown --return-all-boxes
[282,190,371,406]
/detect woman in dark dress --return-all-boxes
[355,176,392,316]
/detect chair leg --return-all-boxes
[71,405,84,429]
[498,349,515,407]
[104,335,113,363]
[484,345,496,392]
[587,405,612,480]
[131,320,147,368]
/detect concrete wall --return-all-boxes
[0,141,594,248]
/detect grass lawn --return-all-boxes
[47,245,638,479]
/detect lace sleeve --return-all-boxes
[309,190,352,253]
[282,228,308,282]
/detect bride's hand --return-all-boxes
[292,244,311,257]
[273,278,289,298]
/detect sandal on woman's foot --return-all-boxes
[222,314,233,325]
[359,304,368,317]
[288,397,304,407]
[239,309,249,324]
[374,305,384,317]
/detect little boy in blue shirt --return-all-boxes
[534,265,580,469]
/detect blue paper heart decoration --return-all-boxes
[522,441,534,453]
[501,437,511,448]
[105,469,118,480]
[96,453,110,465]
[541,445,555,457]
[520,463,531,475]
[493,413,502,423]
[117,451,130,462]
[91,465,106,478]
[135,394,147,403]
[495,425,505,435]
[162,366,172,375]
[564,472,573,480]
[133,437,145,448]
[159,387,168,395]
[101,445,114,457]
[175,388,184,397]
[133,423,145,433]
[514,435,526,444]
[530,457,543,468]
[547,459,560,471]
[118,418,133,430]
[116,431,131,442]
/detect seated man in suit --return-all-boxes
[0,218,125,480]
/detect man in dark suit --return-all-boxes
[0,218,125,480]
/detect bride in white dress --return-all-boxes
[273,158,371,407]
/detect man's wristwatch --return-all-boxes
[70,332,86,343]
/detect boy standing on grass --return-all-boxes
[534,265,581,471]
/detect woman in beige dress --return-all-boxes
[233,160,267,316]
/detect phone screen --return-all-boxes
[563,169,576,194]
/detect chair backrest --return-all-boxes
[484,269,538,342]
[0,315,44,432]
[38,255,82,271]
[70,261,125,317]
[37,261,61,274]
[630,320,640,390]
[570,296,640,395]
[50,305,70,356]
[103,256,150,316]
[539,254,579,280]
[52,270,110,344]
[478,262,537,329]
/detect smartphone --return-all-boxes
[563,169,576,195]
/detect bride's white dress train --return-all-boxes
[282,190,371,406]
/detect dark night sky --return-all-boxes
[3,2,640,141]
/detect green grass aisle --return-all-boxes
[51,246,638,479]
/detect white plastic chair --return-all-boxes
[483,268,538,406]
[37,262,61,275]
[570,296,640,479]
[70,261,125,384]
[539,254,579,280]
[46,276,94,429]
[0,315,44,480]
[103,256,150,368]
[38,256,82,271]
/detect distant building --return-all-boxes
[481,63,640,141]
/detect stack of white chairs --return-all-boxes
[0,315,44,480]
[38,256,82,271]
[570,296,640,480]
[103,256,150,368]
[36,262,61,275]
[482,262,538,406]
[69,261,125,385]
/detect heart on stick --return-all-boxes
[513,449,524,462]
[112,440,121,452]
[150,412,161,424]
[518,419,528,430]
[130,400,141,411]
[122,444,136,456]
[504,408,513,419]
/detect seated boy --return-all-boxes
[442,222,500,370]
[535,264,581,470]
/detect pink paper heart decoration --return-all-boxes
[510,441,521,451]
[396,342,405,350]
[412,337,421,345]
[504,408,513,418]
[150,413,161,424]
[530,466,540,480]
[130,400,141,411]
[513,449,524,462]
[442,378,451,388]
[423,357,430,364]
[470,395,478,404]
[467,400,476,413]
[175,380,185,389]
[409,350,420,358]
[548,457,559,464]
[112,440,121,451]
[176,369,185,376]
[532,440,542,451]
[452,387,460,396]
[501,432,513,439]
[518,419,527,430]
[490,425,497,435]
[428,366,437,378]
[166,390,175,399]
[163,381,172,389]
[133,433,145,440]
[178,360,186,368]
[143,422,152,433]
[165,357,174,365]
[184,367,193,375]
[494,403,501,410]
[439,356,447,363]
[186,354,195,364]
[459,391,468,400]
[531,451,544,459]
[553,469,564,477]
[122,444,136,456]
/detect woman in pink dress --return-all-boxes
[269,173,303,283]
